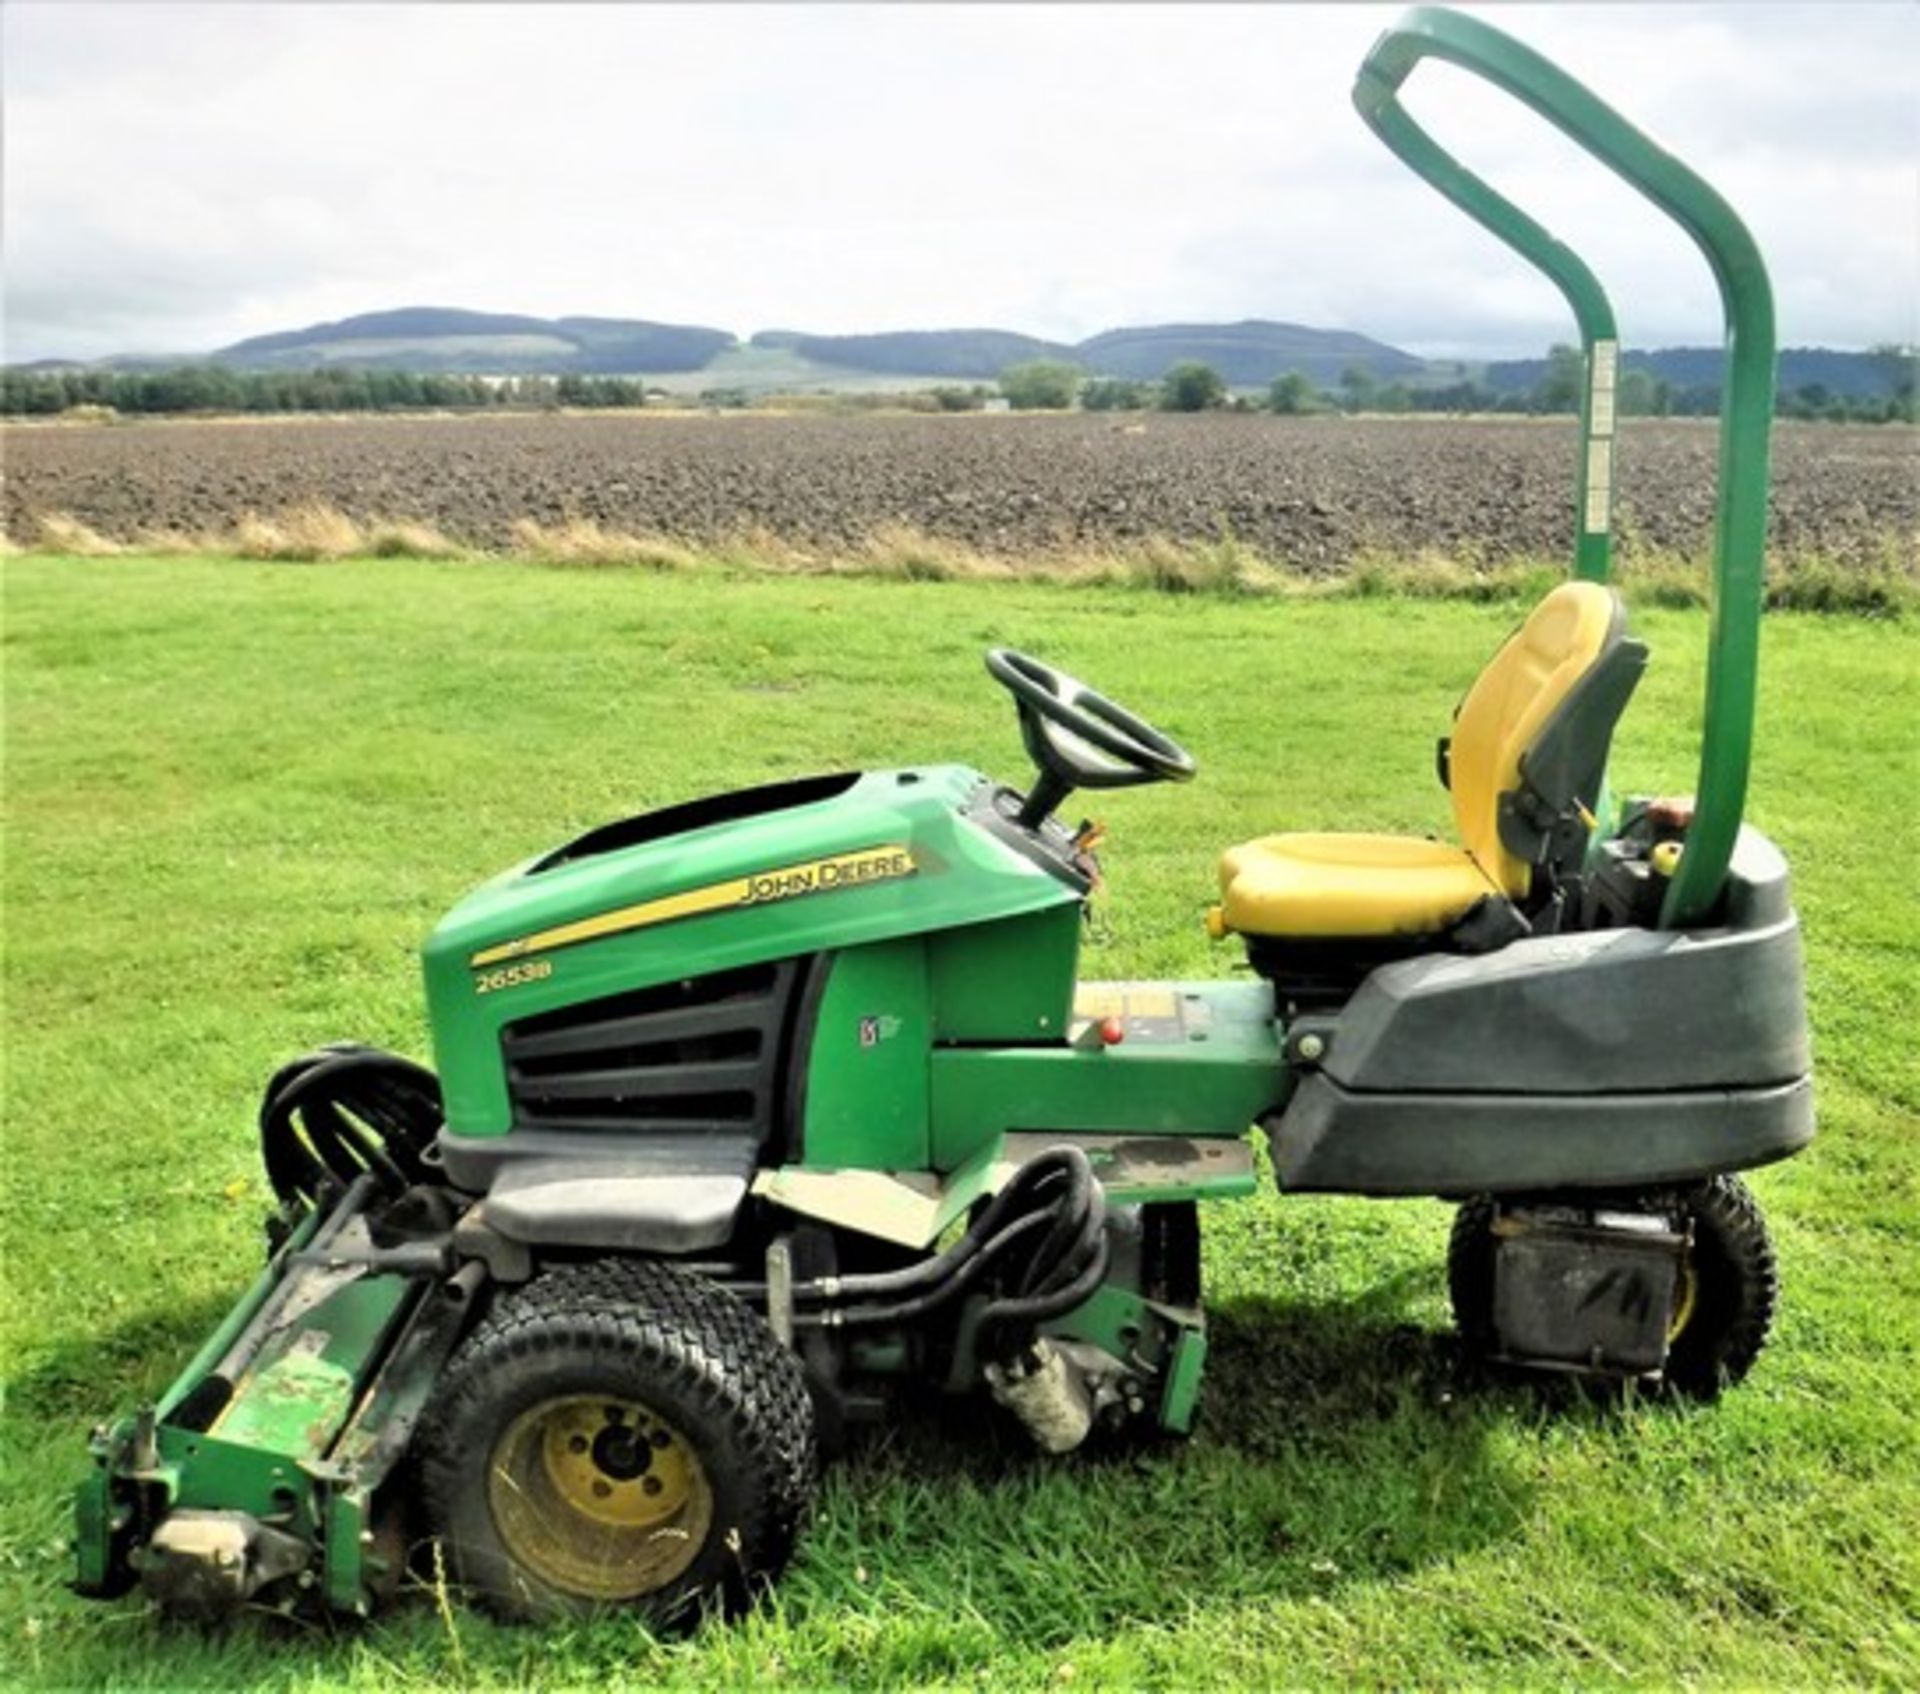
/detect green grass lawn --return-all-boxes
[3,555,1916,1690]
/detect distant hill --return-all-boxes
[749,328,1074,380]
[746,321,1423,386]
[1483,345,1906,400]
[1076,321,1424,386]
[213,308,735,374]
[16,306,1904,404]
[197,309,1426,387]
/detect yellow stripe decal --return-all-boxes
[469,844,916,969]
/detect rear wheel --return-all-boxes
[1447,1176,1777,1398]
[1659,1176,1777,1396]
[419,1257,815,1624]
[1446,1195,1501,1358]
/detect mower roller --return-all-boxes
[76,7,1812,1627]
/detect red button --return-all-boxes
[1099,1016,1125,1047]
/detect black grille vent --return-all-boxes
[501,961,801,1136]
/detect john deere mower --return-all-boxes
[76,7,1812,1627]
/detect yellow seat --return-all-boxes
[1216,582,1631,941]
[1217,832,1498,939]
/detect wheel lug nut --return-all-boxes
[642,1476,663,1497]
[569,1435,588,1454]
[592,1480,612,1499]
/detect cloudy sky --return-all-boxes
[4,3,1914,363]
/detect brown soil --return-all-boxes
[4,413,1912,568]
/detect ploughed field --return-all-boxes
[5,413,1913,567]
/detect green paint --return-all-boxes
[324,1488,370,1615]
[155,1203,326,1422]
[847,1337,911,1375]
[928,983,1283,1169]
[927,1135,1007,1237]
[1354,36,1618,586]
[212,1276,413,1461]
[929,904,1079,1041]
[1160,1327,1209,1435]
[1042,1283,1157,1362]
[72,1470,116,1594]
[216,1350,357,1459]
[1037,1242,1209,1436]
[424,765,1078,1135]
[166,1428,298,1522]
[802,936,932,1169]
[1355,7,1775,926]
[79,1273,412,1603]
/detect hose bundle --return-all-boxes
[793,1145,1108,1361]
[258,1043,442,1208]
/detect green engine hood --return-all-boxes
[423,764,1080,1135]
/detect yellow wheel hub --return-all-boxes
[1667,1256,1699,1344]
[488,1393,713,1602]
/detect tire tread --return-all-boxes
[417,1256,815,1622]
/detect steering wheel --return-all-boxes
[984,649,1196,827]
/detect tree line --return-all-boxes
[0,366,649,416]
[4,344,1912,422]
[992,344,1917,422]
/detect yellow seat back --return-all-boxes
[1450,581,1625,898]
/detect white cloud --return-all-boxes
[3,2,1913,361]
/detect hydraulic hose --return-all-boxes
[978,1147,1109,1359]
[791,1144,1110,1360]
[1014,1145,1104,1296]
[975,1232,1112,1362]
[796,1211,1056,1330]
[790,1146,1092,1305]
[258,1043,442,1208]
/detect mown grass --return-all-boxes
[2,554,1916,1691]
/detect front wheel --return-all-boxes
[1447,1175,1778,1399]
[418,1257,816,1624]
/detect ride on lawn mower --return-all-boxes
[76,7,1812,1627]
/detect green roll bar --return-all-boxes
[1353,6,1776,929]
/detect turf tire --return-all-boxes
[418,1256,816,1625]
[1446,1194,1500,1359]
[1660,1175,1778,1397]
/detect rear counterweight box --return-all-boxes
[1492,1210,1685,1377]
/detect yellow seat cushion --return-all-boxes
[1217,832,1499,939]
[1212,582,1626,943]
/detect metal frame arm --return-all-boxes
[1353,6,1776,928]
